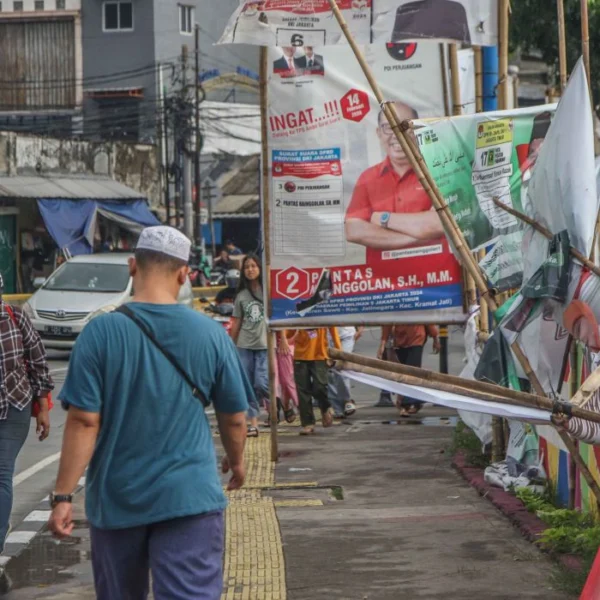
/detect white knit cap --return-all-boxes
[136,226,191,262]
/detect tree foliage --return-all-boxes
[510,0,600,104]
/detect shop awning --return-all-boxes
[0,175,145,200]
[38,199,159,256]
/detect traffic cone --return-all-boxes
[580,546,600,599]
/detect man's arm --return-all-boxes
[378,325,393,359]
[371,211,444,241]
[216,411,247,491]
[345,219,420,250]
[55,408,100,495]
[49,408,100,538]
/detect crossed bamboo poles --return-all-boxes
[324,0,600,506]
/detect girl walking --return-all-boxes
[231,254,267,437]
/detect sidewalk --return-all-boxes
[1,396,571,599]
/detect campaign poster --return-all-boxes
[267,42,465,326]
[219,0,498,48]
[219,0,372,48]
[416,105,556,291]
[372,0,498,47]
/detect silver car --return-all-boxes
[24,253,194,350]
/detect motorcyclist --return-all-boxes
[215,269,240,305]
[189,246,211,286]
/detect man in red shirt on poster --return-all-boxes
[345,101,445,263]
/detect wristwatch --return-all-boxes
[380,212,391,228]
[50,493,73,508]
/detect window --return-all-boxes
[13,1,23,10]
[34,0,44,9]
[103,1,133,31]
[56,0,65,9]
[179,5,194,34]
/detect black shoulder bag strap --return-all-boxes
[115,305,209,408]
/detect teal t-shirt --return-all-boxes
[59,303,252,530]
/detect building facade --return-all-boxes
[81,0,259,143]
[0,0,83,135]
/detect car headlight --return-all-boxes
[88,305,117,321]
[22,302,36,320]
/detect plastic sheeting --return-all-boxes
[343,369,551,423]
[38,199,160,255]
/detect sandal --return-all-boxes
[284,407,296,424]
[322,408,334,428]
[247,426,259,438]
[408,404,422,415]
[299,426,315,436]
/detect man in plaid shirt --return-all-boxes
[0,273,53,552]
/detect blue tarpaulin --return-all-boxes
[38,199,160,255]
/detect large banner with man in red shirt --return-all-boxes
[267,42,466,326]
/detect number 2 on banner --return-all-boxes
[286,271,299,295]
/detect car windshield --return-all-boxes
[44,263,130,293]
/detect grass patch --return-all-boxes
[516,488,599,596]
[330,486,344,501]
[449,420,491,468]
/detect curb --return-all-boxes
[452,452,583,572]
[0,482,84,570]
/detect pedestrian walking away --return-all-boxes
[230,253,268,437]
[328,326,363,418]
[0,273,53,553]
[48,226,253,600]
[377,323,440,417]
[276,330,298,423]
[293,327,342,435]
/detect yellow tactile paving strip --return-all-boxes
[222,435,285,600]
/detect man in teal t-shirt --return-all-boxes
[48,226,253,600]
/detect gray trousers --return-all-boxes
[328,336,355,414]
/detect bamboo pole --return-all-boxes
[449,44,477,309]
[474,46,483,113]
[440,44,451,118]
[492,197,600,278]
[582,0,591,93]
[331,356,600,426]
[498,0,510,111]
[557,0,568,92]
[259,47,279,462]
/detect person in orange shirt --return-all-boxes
[345,101,445,263]
[293,328,342,435]
[377,324,440,416]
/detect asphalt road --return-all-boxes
[11,351,70,526]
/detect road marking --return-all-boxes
[13,452,61,487]
[5,531,36,544]
[24,510,52,522]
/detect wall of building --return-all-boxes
[0,0,80,11]
[0,132,161,206]
[154,0,259,104]
[82,0,156,141]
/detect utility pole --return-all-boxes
[194,25,203,251]
[181,44,194,240]
[203,180,217,257]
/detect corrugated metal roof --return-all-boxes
[214,194,258,215]
[0,175,146,200]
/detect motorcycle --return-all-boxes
[209,268,227,287]
[204,302,233,334]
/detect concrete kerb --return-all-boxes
[452,451,585,574]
